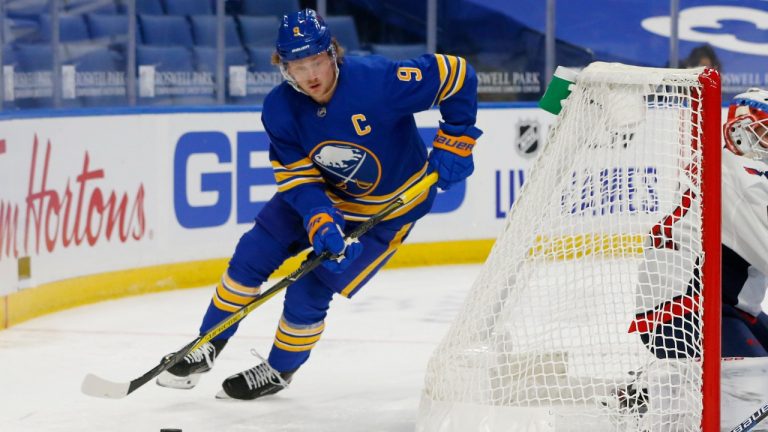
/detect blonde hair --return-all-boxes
[270,38,345,66]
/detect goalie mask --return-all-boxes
[723,88,768,161]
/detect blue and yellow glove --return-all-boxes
[304,207,363,273]
[428,122,483,190]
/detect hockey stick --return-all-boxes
[81,172,438,399]
[729,401,768,432]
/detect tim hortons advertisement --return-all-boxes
[0,107,551,296]
[0,116,159,295]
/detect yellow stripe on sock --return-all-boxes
[278,318,325,336]
[273,339,317,352]
[275,329,323,346]
[212,294,241,313]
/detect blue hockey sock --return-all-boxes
[199,300,240,341]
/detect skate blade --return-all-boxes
[215,389,233,400]
[156,371,202,390]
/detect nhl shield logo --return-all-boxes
[515,119,540,158]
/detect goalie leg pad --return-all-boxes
[637,312,701,360]
[752,311,768,352]
[722,305,768,357]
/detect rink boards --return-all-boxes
[0,105,546,327]
[0,104,729,328]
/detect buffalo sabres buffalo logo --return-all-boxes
[311,142,382,197]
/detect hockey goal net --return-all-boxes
[417,63,721,432]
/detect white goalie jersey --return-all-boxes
[721,149,768,317]
[635,148,768,321]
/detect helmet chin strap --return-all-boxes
[280,46,340,100]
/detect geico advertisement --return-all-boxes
[0,108,551,294]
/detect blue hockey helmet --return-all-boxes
[276,9,332,62]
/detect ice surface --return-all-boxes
[1,263,767,431]
[0,265,478,432]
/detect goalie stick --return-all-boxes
[81,172,438,399]
[729,401,768,432]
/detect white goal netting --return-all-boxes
[417,63,720,432]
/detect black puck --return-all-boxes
[160,429,181,432]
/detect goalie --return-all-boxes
[601,88,768,430]
[633,88,768,360]
[718,88,768,358]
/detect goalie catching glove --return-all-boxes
[304,207,363,273]
[428,122,483,190]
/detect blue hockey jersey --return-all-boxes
[261,53,479,224]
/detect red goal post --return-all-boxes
[699,66,722,432]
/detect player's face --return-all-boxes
[286,52,337,104]
[751,118,768,149]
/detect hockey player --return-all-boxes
[606,88,768,429]
[156,9,481,400]
[634,88,768,359]
[716,87,768,357]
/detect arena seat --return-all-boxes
[64,0,120,14]
[87,13,129,40]
[193,46,250,104]
[3,17,39,44]
[69,46,127,107]
[37,14,91,42]
[110,0,164,14]
[62,41,112,61]
[163,0,213,16]
[240,0,299,17]
[14,43,54,70]
[193,45,248,71]
[139,15,194,46]
[231,45,279,105]
[137,45,194,69]
[189,15,241,47]
[137,44,215,105]
[237,16,278,47]
[324,16,361,52]
[134,0,165,15]
[371,43,427,60]
[245,45,275,71]
[6,0,50,20]
[2,45,16,66]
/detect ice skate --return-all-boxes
[216,351,295,400]
[597,371,649,431]
[156,339,227,389]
